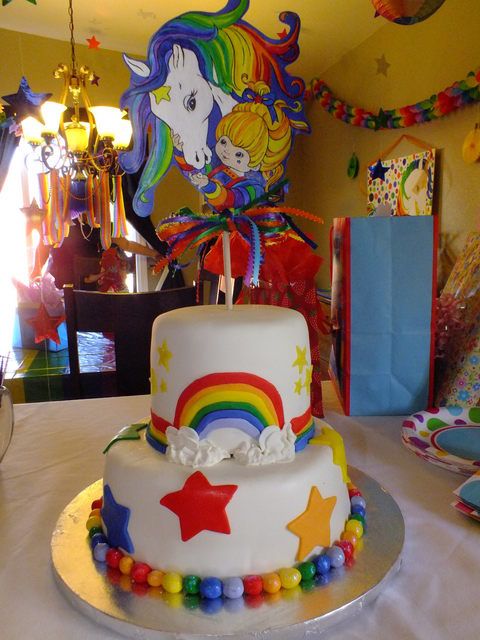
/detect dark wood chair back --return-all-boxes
[64,285,197,399]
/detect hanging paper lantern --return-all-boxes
[372,0,446,25]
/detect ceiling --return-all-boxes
[0,0,386,78]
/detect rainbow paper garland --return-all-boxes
[305,68,480,129]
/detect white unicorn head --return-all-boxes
[124,44,237,170]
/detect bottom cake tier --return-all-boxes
[99,423,351,579]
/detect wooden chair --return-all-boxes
[64,285,197,399]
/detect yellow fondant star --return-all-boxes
[152,85,171,104]
[294,378,303,395]
[158,339,172,371]
[292,345,308,374]
[160,378,168,393]
[287,487,337,561]
[304,365,313,390]
[150,367,158,394]
[310,425,349,483]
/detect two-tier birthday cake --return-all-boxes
[86,305,366,598]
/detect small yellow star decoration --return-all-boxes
[150,367,158,394]
[287,487,337,561]
[292,345,308,373]
[160,379,168,393]
[292,346,312,396]
[157,339,172,371]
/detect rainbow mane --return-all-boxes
[119,0,308,217]
[147,372,314,453]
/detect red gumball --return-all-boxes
[243,575,263,596]
[91,498,103,510]
[336,540,354,561]
[131,562,152,584]
[106,548,123,569]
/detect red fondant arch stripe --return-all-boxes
[174,372,285,428]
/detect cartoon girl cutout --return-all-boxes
[183,81,305,211]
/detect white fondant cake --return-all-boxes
[99,305,352,585]
[102,427,350,577]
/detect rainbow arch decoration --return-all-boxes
[147,372,314,453]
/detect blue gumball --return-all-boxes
[314,553,331,576]
[200,577,223,600]
[351,504,366,518]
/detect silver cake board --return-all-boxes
[51,467,404,639]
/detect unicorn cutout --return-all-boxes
[120,0,309,217]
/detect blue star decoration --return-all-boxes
[369,158,389,181]
[1,76,51,124]
[103,421,148,453]
[101,485,134,553]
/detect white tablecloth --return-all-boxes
[1,384,479,639]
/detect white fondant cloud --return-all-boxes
[165,424,296,467]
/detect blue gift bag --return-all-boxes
[329,216,437,416]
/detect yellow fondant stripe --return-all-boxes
[310,423,350,483]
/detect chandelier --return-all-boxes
[19,0,132,249]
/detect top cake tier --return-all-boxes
[147,304,315,465]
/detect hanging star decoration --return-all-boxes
[369,158,389,181]
[287,486,337,561]
[376,53,390,77]
[103,422,149,453]
[160,471,238,541]
[91,74,100,86]
[20,199,47,231]
[101,484,134,552]
[157,339,172,370]
[25,303,65,344]
[1,77,51,124]
[86,35,101,49]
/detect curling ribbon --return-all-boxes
[112,174,128,238]
[99,172,112,249]
[155,206,323,287]
[85,174,98,229]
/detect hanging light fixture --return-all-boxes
[21,0,132,176]
[19,0,132,249]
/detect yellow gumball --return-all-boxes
[345,518,364,539]
[147,570,164,588]
[262,572,281,594]
[162,572,183,594]
[278,568,301,590]
[86,515,102,531]
[89,508,101,518]
[119,556,134,575]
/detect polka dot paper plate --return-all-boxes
[402,407,480,475]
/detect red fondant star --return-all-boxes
[86,35,101,49]
[25,303,65,344]
[160,471,238,542]
[277,28,288,39]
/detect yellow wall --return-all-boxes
[287,0,480,287]
[2,0,479,290]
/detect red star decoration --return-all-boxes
[91,74,100,86]
[160,471,238,541]
[25,303,65,344]
[86,35,101,49]
[277,28,288,39]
